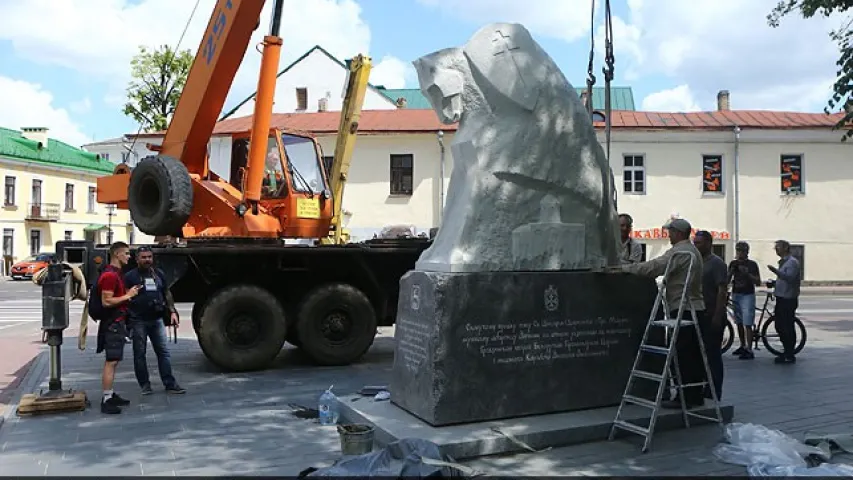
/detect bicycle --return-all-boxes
[721,280,807,356]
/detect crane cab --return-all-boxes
[226,128,333,239]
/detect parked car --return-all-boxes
[10,253,55,280]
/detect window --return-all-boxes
[639,242,647,262]
[88,187,96,213]
[65,183,74,211]
[390,154,414,195]
[2,229,12,257]
[781,154,803,194]
[296,87,308,111]
[100,153,110,161]
[29,230,41,256]
[4,176,14,206]
[323,156,334,177]
[790,244,805,280]
[591,111,606,123]
[31,179,42,205]
[64,230,72,241]
[712,244,726,261]
[623,154,645,194]
[702,155,723,194]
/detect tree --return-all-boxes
[768,0,853,140]
[123,45,194,132]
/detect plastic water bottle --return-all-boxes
[318,385,339,425]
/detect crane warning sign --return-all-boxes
[296,198,321,219]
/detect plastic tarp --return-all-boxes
[713,422,853,477]
[303,438,475,478]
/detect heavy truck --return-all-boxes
[55,0,432,372]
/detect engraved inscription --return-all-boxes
[397,316,431,372]
[461,317,634,365]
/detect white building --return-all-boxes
[81,46,853,282]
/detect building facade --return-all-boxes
[205,99,850,283]
[0,127,148,277]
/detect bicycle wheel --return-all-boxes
[760,316,807,355]
[721,321,734,353]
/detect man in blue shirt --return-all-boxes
[767,239,801,364]
[124,247,186,395]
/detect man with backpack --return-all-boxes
[91,241,141,414]
[123,246,186,395]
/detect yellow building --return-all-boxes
[0,126,136,277]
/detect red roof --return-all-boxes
[132,109,848,138]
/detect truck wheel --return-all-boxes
[128,155,193,236]
[192,300,211,357]
[198,284,287,372]
[296,283,377,366]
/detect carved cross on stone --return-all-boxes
[492,30,525,84]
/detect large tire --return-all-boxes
[761,315,807,356]
[198,284,287,372]
[295,283,377,366]
[192,300,211,357]
[128,155,193,236]
[721,321,734,354]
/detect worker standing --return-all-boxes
[96,241,141,414]
[124,246,186,395]
[617,218,707,408]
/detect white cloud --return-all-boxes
[69,98,92,115]
[417,0,847,113]
[641,85,701,112]
[612,0,844,112]
[416,0,595,43]
[0,0,410,126]
[0,76,89,147]
[370,56,417,89]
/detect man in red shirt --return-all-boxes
[96,241,141,414]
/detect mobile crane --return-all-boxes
[55,0,431,372]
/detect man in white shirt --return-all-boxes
[619,213,643,264]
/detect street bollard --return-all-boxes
[41,263,71,394]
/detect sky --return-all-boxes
[0,0,846,148]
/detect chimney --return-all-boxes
[396,97,407,109]
[20,127,49,148]
[717,90,730,111]
[318,97,328,112]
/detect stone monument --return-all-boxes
[411,22,621,273]
[390,23,660,427]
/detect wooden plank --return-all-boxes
[16,391,88,416]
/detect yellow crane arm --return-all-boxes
[323,54,372,244]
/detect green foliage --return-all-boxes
[123,45,194,132]
[768,0,853,140]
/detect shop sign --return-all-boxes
[631,228,731,240]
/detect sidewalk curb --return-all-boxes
[0,349,49,431]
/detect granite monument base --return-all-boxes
[339,394,735,460]
[391,269,664,427]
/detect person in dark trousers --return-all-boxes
[692,230,727,401]
[728,241,761,360]
[768,239,801,364]
[96,241,141,414]
[620,218,706,408]
[124,246,186,395]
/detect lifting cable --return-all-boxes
[602,0,615,164]
[585,0,596,117]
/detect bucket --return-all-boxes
[337,424,375,456]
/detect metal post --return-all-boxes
[41,263,71,394]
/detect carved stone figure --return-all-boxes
[412,22,620,272]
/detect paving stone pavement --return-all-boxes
[2,308,853,475]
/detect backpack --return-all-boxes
[87,279,106,322]
[88,267,117,322]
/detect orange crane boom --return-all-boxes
[97,0,336,239]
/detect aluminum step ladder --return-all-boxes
[608,250,725,453]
